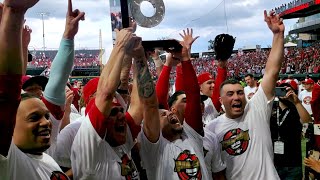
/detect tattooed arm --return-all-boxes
[133,42,160,143]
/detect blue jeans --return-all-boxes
[276,166,302,180]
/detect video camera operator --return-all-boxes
[270,79,312,180]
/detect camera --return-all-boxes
[275,87,287,97]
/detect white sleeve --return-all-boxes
[203,131,226,173]
[298,92,302,101]
[55,121,81,168]
[137,129,163,169]
[249,86,274,124]
[71,115,105,178]
[183,122,203,149]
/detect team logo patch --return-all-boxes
[174,150,202,180]
[120,154,139,180]
[303,96,311,105]
[248,92,255,99]
[50,171,68,180]
[221,128,250,156]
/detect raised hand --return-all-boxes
[179,28,199,61]
[281,87,299,105]
[264,10,285,34]
[165,53,181,67]
[304,157,320,173]
[3,0,39,11]
[115,28,141,52]
[63,0,85,39]
[22,22,32,48]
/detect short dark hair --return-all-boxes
[21,93,40,101]
[220,79,242,94]
[168,90,185,108]
[245,74,254,78]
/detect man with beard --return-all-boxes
[270,79,311,179]
[138,29,210,180]
[0,0,68,179]
[205,11,285,179]
[71,29,142,179]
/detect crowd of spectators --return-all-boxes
[274,0,312,14]
[143,42,320,83]
[28,49,101,68]
[27,43,320,82]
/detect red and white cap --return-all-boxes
[197,72,214,85]
[302,78,315,84]
[279,79,298,91]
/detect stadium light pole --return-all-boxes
[39,12,49,52]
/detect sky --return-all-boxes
[25,0,298,61]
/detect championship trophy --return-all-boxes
[109,0,182,52]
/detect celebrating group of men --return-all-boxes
[1,0,320,180]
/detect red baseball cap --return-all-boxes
[302,78,315,84]
[279,79,298,91]
[197,72,214,85]
[22,75,48,91]
[83,77,100,105]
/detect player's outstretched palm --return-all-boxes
[264,10,285,34]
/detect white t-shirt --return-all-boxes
[244,86,258,100]
[138,123,210,180]
[71,115,140,180]
[203,98,219,125]
[205,87,279,180]
[0,142,67,180]
[298,90,313,115]
[54,117,83,168]
[45,114,61,158]
[203,130,226,174]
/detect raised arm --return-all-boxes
[156,53,180,109]
[180,28,203,135]
[261,10,285,100]
[133,42,160,143]
[43,0,85,119]
[211,61,227,111]
[150,49,163,78]
[311,82,320,123]
[93,29,138,138]
[22,23,32,75]
[0,0,39,157]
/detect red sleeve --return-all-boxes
[156,65,171,110]
[0,75,22,156]
[42,97,64,120]
[175,65,184,91]
[311,83,320,150]
[181,61,203,135]
[88,101,107,138]
[125,112,141,139]
[311,83,320,123]
[211,67,227,111]
[72,88,80,111]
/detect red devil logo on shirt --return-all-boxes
[50,171,69,180]
[120,154,139,180]
[221,128,250,156]
[174,150,202,180]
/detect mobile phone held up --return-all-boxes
[275,87,287,97]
